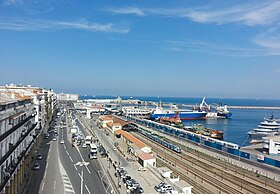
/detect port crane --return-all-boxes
[199,97,211,111]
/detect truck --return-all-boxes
[89,143,97,159]
[85,136,93,145]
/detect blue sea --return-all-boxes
[80,95,280,146]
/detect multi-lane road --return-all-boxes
[23,114,109,194]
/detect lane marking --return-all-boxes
[69,156,73,162]
[66,151,69,155]
[53,180,56,190]
[74,165,78,171]
[41,181,45,191]
[58,157,75,194]
[75,146,91,174]
[85,184,91,194]
[43,170,47,179]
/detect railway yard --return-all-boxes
[130,126,280,194]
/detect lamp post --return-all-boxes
[75,161,89,194]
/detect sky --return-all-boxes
[0,0,280,99]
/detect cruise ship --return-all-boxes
[247,114,280,144]
[150,106,207,120]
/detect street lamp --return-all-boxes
[75,161,90,194]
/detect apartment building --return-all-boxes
[0,84,56,194]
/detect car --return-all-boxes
[60,140,65,144]
[82,143,87,148]
[33,163,40,170]
[131,186,144,194]
[138,167,146,172]
[122,175,131,183]
[44,133,50,139]
[53,137,57,141]
[36,154,43,160]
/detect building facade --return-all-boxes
[0,84,56,194]
[57,93,79,101]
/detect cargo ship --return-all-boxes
[197,97,232,119]
[185,124,224,140]
[150,106,207,120]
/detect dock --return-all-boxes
[179,104,280,110]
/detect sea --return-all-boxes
[80,95,280,147]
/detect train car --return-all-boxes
[138,129,182,153]
[224,142,239,149]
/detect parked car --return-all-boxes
[36,154,43,160]
[44,133,49,139]
[33,163,40,170]
[138,167,146,172]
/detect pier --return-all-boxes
[178,104,280,110]
[227,105,280,110]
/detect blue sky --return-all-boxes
[1,0,280,99]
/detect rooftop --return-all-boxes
[115,130,147,148]
[138,153,155,161]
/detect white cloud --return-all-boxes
[107,7,145,16]
[107,1,280,26]
[167,39,267,57]
[0,18,130,33]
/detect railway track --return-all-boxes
[133,131,280,194]
[157,156,215,194]
[168,137,280,192]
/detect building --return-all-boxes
[98,115,114,128]
[263,136,280,155]
[106,122,122,133]
[122,106,151,116]
[57,93,79,101]
[115,130,151,154]
[0,84,55,194]
[137,152,156,167]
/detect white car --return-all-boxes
[82,143,87,148]
[60,140,65,144]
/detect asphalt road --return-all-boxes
[23,119,108,194]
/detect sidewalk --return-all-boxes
[18,119,52,194]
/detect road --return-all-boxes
[23,118,108,194]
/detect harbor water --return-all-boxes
[80,95,280,146]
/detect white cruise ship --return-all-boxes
[247,113,280,144]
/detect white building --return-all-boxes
[0,84,56,194]
[106,122,122,133]
[122,106,151,116]
[137,152,156,167]
[57,93,79,101]
[263,136,280,155]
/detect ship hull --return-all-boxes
[217,112,232,118]
[248,131,279,143]
[151,112,207,120]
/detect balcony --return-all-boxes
[0,124,37,191]
[0,114,35,142]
